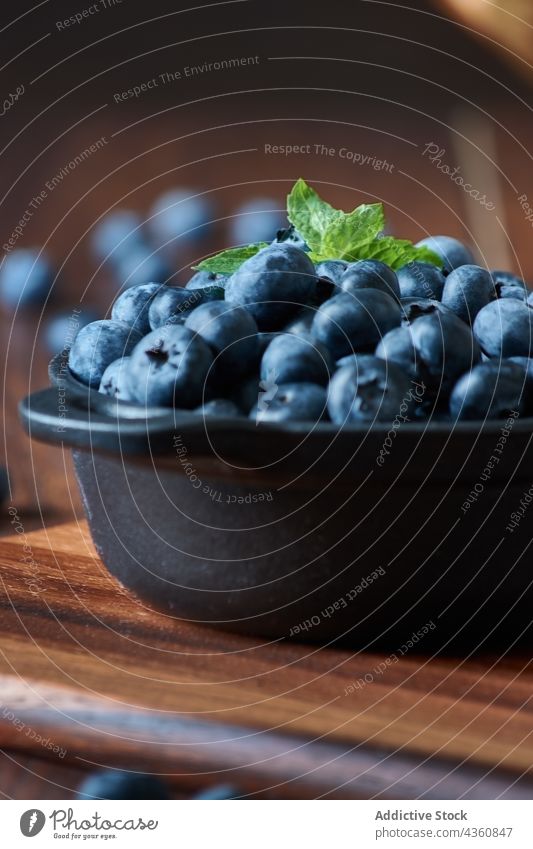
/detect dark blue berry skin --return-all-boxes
[315,260,347,287]
[397,261,445,300]
[44,309,99,354]
[194,399,242,417]
[148,286,223,330]
[68,320,143,388]
[450,361,527,420]
[376,311,481,398]
[115,247,170,290]
[311,290,402,360]
[149,189,213,246]
[98,357,135,401]
[257,331,279,359]
[400,297,454,325]
[77,770,170,801]
[415,235,474,273]
[441,264,496,324]
[327,355,414,424]
[230,375,260,414]
[225,244,317,329]
[186,270,228,290]
[185,301,259,378]
[91,211,143,261]
[490,271,528,301]
[0,249,54,309]
[111,282,163,336]
[126,325,213,407]
[340,260,400,302]
[231,197,286,245]
[260,332,333,387]
[283,305,316,336]
[473,299,533,358]
[251,382,328,424]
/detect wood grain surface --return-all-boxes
[0,520,532,798]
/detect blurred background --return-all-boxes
[2,0,533,520]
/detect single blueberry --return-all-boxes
[340,260,400,301]
[77,770,170,801]
[68,319,143,388]
[91,210,143,261]
[99,357,136,401]
[230,197,286,245]
[450,361,527,420]
[126,324,213,407]
[441,264,496,324]
[473,299,533,358]
[251,382,328,424]
[185,301,259,378]
[186,270,228,290]
[148,189,213,246]
[111,282,163,336]
[397,261,445,300]
[194,399,243,417]
[327,355,414,424]
[225,244,316,329]
[415,235,474,273]
[0,249,54,309]
[311,290,402,360]
[149,286,223,329]
[44,309,99,355]
[260,332,333,387]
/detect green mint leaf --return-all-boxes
[286,178,338,253]
[346,237,444,270]
[192,243,268,274]
[321,203,385,260]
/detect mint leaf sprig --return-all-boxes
[193,179,442,273]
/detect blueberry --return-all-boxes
[473,299,533,358]
[441,264,496,324]
[315,260,348,287]
[376,311,481,398]
[126,324,213,407]
[311,290,402,360]
[230,197,286,245]
[149,286,223,330]
[148,189,213,246]
[194,399,242,417]
[450,361,527,420]
[283,305,316,336]
[185,301,259,378]
[397,261,445,300]
[77,770,170,801]
[111,282,163,336]
[115,247,170,289]
[251,382,328,424]
[400,297,454,325]
[491,270,528,301]
[340,259,400,301]
[186,270,228,290]
[99,357,135,401]
[225,244,316,329]
[327,355,414,424]
[0,249,54,309]
[260,332,333,386]
[91,211,143,261]
[44,309,99,355]
[415,235,474,273]
[68,320,143,388]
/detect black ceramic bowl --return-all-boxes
[19,352,533,649]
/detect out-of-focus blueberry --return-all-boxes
[230,197,286,245]
[148,189,213,246]
[185,301,259,378]
[99,356,136,401]
[68,319,143,388]
[441,264,496,324]
[450,361,527,420]
[77,770,170,801]
[0,249,54,309]
[44,309,99,355]
[397,261,445,300]
[91,211,144,261]
[415,235,475,273]
[311,290,401,360]
[327,355,414,424]
[340,260,400,302]
[111,282,163,337]
[251,381,328,424]
[473,298,533,358]
[126,325,213,407]
[260,332,333,387]
[115,247,170,290]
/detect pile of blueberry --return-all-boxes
[66,228,533,425]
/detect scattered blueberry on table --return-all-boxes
[63,179,533,423]
[0,249,54,310]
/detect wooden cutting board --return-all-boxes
[0,519,532,799]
